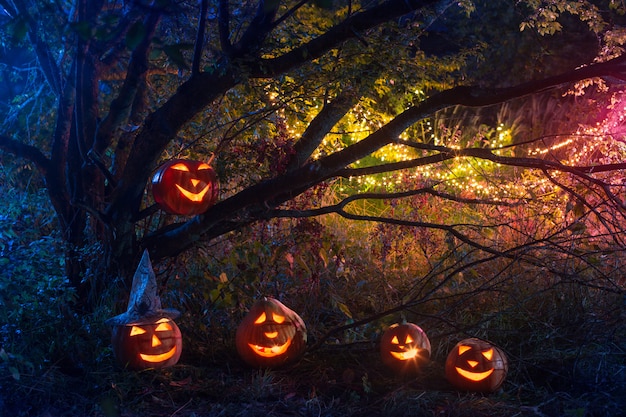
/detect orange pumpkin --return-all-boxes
[152,159,219,215]
[105,250,182,371]
[380,322,431,374]
[111,317,182,370]
[445,338,508,392]
[235,297,307,368]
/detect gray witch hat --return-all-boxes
[105,250,180,326]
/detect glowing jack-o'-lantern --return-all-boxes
[152,159,219,215]
[106,250,183,370]
[235,297,307,368]
[380,322,431,374]
[111,317,182,370]
[445,338,508,392]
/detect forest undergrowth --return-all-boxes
[1,166,625,417]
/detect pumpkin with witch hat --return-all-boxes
[105,250,182,370]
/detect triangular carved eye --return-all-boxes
[482,349,493,360]
[272,313,285,324]
[198,163,211,170]
[171,163,190,171]
[254,312,267,324]
[458,345,472,355]
[391,336,400,344]
[130,326,147,336]
[155,322,173,332]
[405,335,414,344]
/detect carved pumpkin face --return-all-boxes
[235,297,307,368]
[152,159,219,215]
[111,318,182,370]
[380,323,431,374]
[445,338,508,392]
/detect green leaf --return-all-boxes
[565,408,587,417]
[12,17,28,42]
[336,301,352,319]
[70,21,93,40]
[573,201,585,217]
[567,222,586,234]
[318,248,328,267]
[125,21,146,51]
[296,255,312,276]
[9,366,20,381]
[209,288,220,302]
[313,0,334,10]
[162,44,192,71]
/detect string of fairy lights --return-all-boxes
[528,93,626,171]
[277,90,626,204]
[316,109,524,199]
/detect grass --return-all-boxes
[1,299,624,416]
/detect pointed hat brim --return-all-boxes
[105,250,180,326]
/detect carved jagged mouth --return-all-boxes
[389,348,419,361]
[176,184,210,202]
[248,339,292,357]
[139,346,177,363]
[454,366,494,381]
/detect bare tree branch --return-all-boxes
[192,0,208,75]
[94,9,162,154]
[271,0,308,29]
[541,169,626,246]
[217,0,233,54]
[267,187,523,219]
[338,142,626,178]
[75,0,104,163]
[231,0,281,56]
[0,135,50,176]
[249,0,443,77]
[287,90,359,171]
[11,0,62,95]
